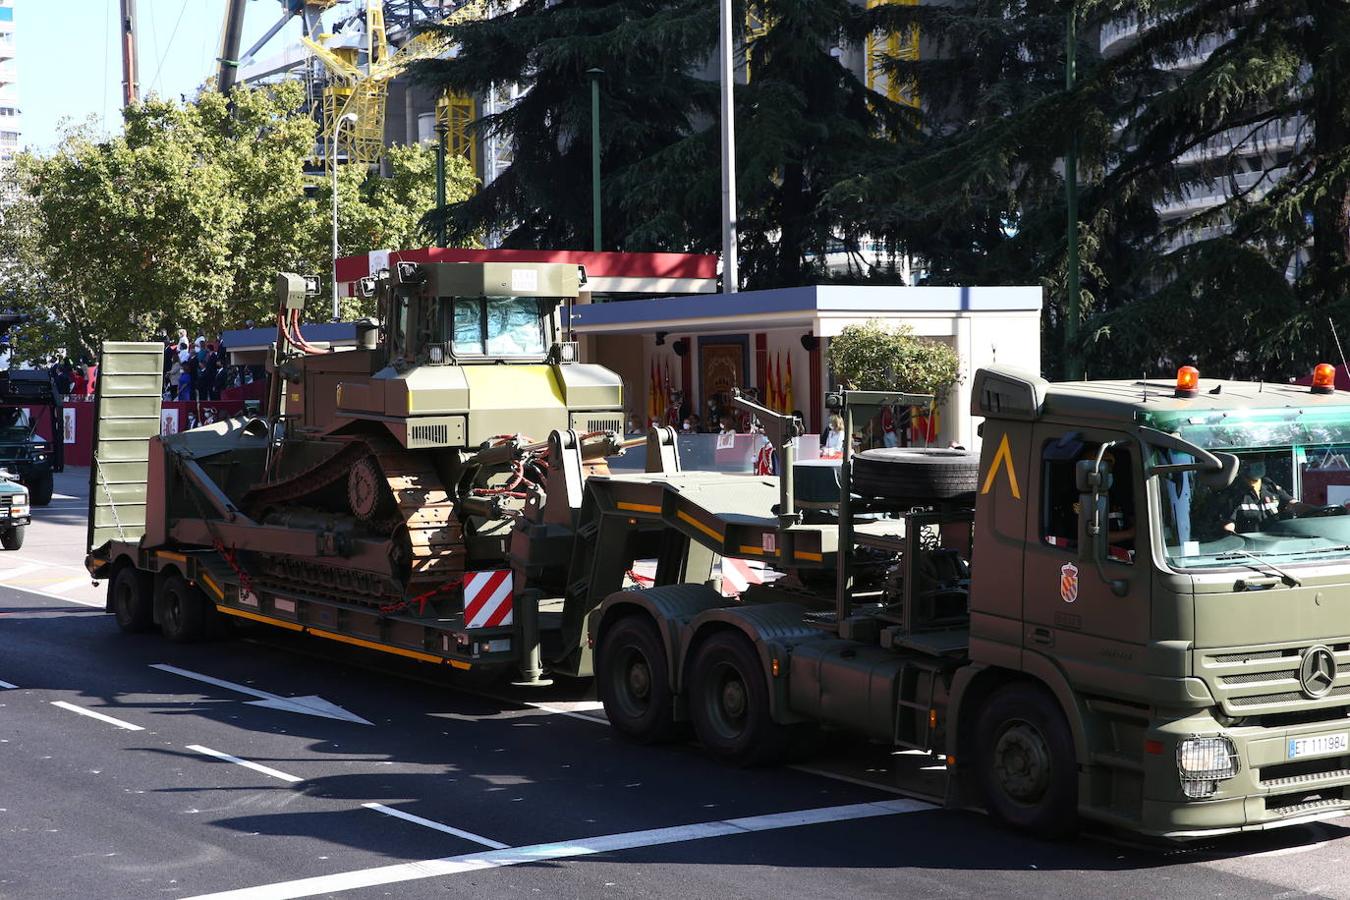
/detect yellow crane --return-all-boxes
[303,0,481,174]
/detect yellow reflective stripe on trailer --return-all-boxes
[307,627,466,667]
[215,605,305,631]
[617,501,662,514]
[157,551,187,564]
[676,509,723,542]
[198,572,225,600]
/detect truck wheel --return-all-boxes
[28,471,53,507]
[597,615,680,743]
[111,566,154,633]
[974,683,1078,838]
[1,525,24,551]
[159,573,210,643]
[688,632,788,765]
[851,448,978,501]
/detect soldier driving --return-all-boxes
[1221,458,1318,533]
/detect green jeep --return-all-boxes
[0,408,55,506]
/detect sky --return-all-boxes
[17,0,318,153]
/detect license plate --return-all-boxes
[1288,732,1349,759]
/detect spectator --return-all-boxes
[203,343,220,401]
[71,366,87,397]
[165,357,182,400]
[823,414,845,451]
[719,416,736,434]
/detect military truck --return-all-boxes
[83,262,1350,838]
[0,369,61,506]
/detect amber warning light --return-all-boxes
[1175,366,1200,398]
[1312,363,1337,394]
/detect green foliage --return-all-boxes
[826,319,961,401]
[0,85,468,361]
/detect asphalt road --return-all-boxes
[5,470,1350,898]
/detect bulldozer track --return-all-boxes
[243,435,465,599]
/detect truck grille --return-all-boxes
[1200,642,1350,719]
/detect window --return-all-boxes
[1040,434,1135,562]
[443,296,547,357]
[0,8,13,22]
[0,107,17,117]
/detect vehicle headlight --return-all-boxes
[1177,735,1239,798]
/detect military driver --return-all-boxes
[1221,459,1318,534]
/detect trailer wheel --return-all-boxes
[28,471,53,507]
[1,525,24,550]
[974,683,1078,838]
[851,448,978,501]
[598,614,680,743]
[111,566,154,633]
[688,632,788,765]
[159,573,210,643]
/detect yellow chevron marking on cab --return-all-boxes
[980,432,1022,500]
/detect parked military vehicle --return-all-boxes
[84,264,1350,839]
[0,370,61,506]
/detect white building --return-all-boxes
[1100,14,1302,260]
[0,0,18,166]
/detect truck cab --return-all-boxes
[966,364,1350,835]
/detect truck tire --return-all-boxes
[111,565,154,633]
[1,525,24,551]
[688,631,790,766]
[597,614,680,743]
[159,573,210,643]
[28,471,53,507]
[974,683,1078,838]
[851,448,978,501]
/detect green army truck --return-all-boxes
[82,264,1350,839]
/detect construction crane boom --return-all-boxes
[217,0,249,94]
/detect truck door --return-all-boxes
[1020,426,1149,686]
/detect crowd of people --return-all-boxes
[162,330,229,401]
[46,359,98,399]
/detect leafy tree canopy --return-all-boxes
[827,318,961,400]
[0,82,475,362]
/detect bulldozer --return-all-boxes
[162,261,625,610]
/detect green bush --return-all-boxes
[826,319,961,402]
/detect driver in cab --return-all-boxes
[1222,459,1318,533]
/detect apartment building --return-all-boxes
[0,0,18,165]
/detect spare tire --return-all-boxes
[851,448,979,501]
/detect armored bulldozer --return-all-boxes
[131,261,624,609]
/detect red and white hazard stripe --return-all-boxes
[463,570,513,629]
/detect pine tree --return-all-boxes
[414,0,718,251]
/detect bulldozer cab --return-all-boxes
[382,261,579,369]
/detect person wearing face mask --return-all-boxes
[1222,459,1317,533]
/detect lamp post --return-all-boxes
[587,68,604,253]
[331,112,358,322]
[718,0,738,293]
[434,117,449,249]
[1064,5,1081,379]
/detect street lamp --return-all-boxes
[587,68,604,253]
[434,116,449,249]
[332,112,358,322]
[718,0,738,293]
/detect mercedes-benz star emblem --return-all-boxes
[1299,646,1338,699]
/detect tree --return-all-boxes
[0,84,468,361]
[826,319,961,400]
[414,0,718,251]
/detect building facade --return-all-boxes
[0,0,18,165]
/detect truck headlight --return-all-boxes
[1177,735,1239,798]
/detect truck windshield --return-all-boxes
[1145,408,1350,569]
[448,296,548,358]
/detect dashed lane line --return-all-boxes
[186,798,933,900]
[362,803,510,849]
[187,744,304,784]
[46,575,98,594]
[50,700,144,731]
[0,564,48,582]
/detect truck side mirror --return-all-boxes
[1075,458,1129,597]
[1199,451,1239,488]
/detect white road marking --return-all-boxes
[0,563,48,582]
[46,576,97,594]
[187,744,303,784]
[362,803,510,849]
[525,701,609,725]
[186,798,932,899]
[0,679,17,689]
[51,700,144,731]
[151,663,373,725]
